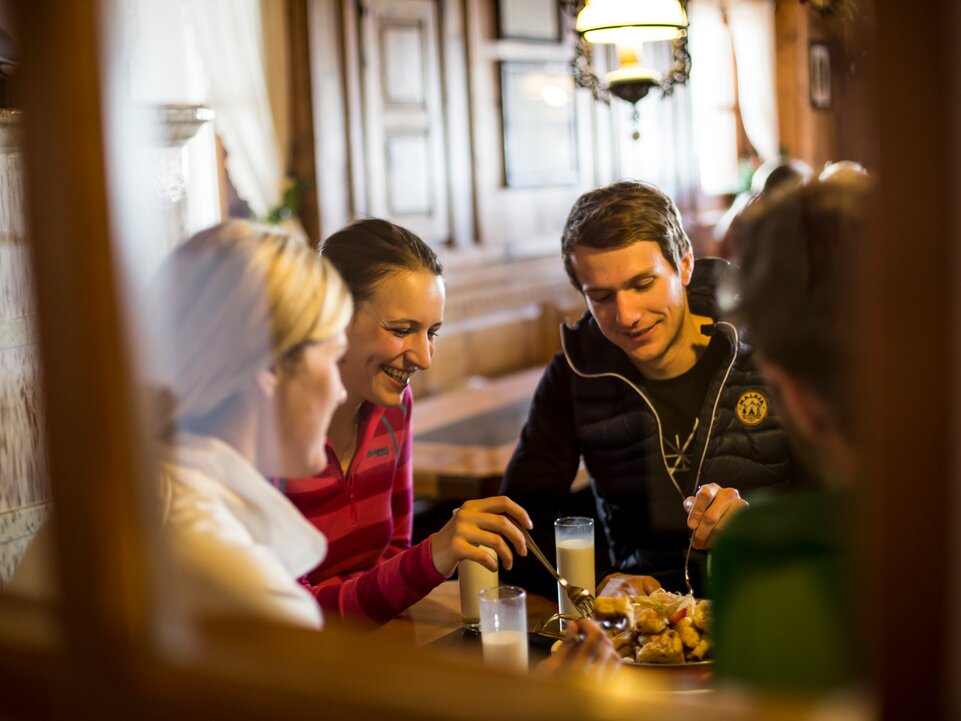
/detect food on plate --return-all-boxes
[594,596,635,628]
[593,588,712,665]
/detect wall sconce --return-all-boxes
[565,0,691,111]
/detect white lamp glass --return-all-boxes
[576,0,688,44]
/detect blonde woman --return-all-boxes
[154,220,353,628]
[11,221,353,630]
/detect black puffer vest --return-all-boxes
[559,258,799,586]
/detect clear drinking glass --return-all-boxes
[554,517,595,618]
[478,585,529,672]
[458,545,498,631]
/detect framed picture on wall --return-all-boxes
[809,42,832,109]
[496,0,560,42]
[500,61,578,188]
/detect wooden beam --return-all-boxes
[286,0,322,247]
[860,2,955,719]
[15,0,153,713]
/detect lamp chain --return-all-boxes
[660,37,692,97]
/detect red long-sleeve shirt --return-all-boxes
[278,388,448,624]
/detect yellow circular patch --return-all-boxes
[736,390,769,427]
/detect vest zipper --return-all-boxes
[561,321,740,500]
[689,322,739,495]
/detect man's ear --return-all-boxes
[679,251,694,286]
[759,361,826,443]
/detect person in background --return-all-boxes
[818,159,868,183]
[707,173,869,693]
[12,220,353,628]
[280,219,532,625]
[715,157,813,259]
[499,181,804,600]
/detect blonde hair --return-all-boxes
[155,220,352,432]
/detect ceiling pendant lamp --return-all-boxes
[568,0,691,122]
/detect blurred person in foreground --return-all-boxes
[707,173,869,693]
[10,220,352,627]
[151,220,354,627]
[500,181,805,599]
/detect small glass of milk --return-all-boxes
[554,517,595,620]
[478,585,529,672]
[458,545,498,631]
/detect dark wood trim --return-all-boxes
[286,0,322,247]
[861,2,955,719]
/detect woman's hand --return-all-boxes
[536,619,620,681]
[683,483,749,549]
[430,496,532,576]
[597,573,661,598]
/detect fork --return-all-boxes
[507,517,595,618]
[683,532,695,596]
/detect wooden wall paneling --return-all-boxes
[359,0,450,245]
[774,0,809,163]
[803,13,840,171]
[286,0,322,246]
[464,0,498,249]
[465,0,596,258]
[306,0,353,240]
[439,0,476,248]
[343,0,368,219]
[411,255,583,398]
[774,2,850,172]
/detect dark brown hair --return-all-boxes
[560,180,692,289]
[321,218,443,304]
[724,175,870,429]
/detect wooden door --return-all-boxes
[358,0,450,245]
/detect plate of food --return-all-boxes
[591,589,712,667]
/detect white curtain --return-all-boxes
[687,0,740,195]
[188,0,284,217]
[726,0,780,162]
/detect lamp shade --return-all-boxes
[576,0,688,44]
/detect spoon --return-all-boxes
[506,517,595,618]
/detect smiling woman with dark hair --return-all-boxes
[280,218,533,625]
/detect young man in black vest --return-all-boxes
[500,181,803,597]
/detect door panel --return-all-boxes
[360,0,450,245]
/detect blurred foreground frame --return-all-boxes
[1,0,955,719]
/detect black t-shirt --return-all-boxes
[643,334,728,492]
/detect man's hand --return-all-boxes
[535,619,620,682]
[683,483,748,549]
[597,573,661,598]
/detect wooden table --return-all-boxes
[412,367,588,501]
[375,581,714,690]
[411,368,542,500]
[374,580,557,648]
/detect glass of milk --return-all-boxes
[554,517,595,619]
[458,546,499,631]
[478,585,529,672]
